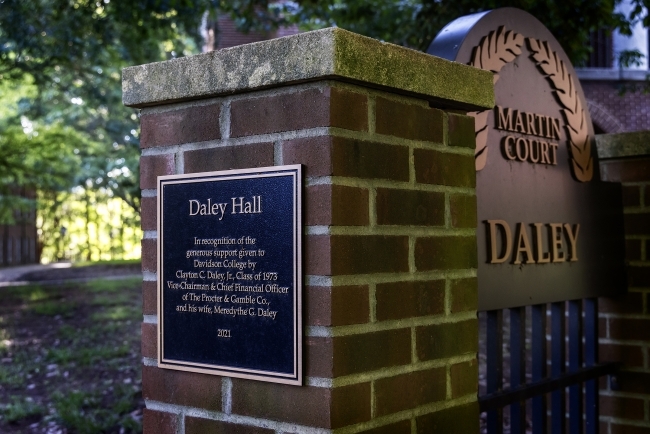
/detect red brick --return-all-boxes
[609,423,650,434]
[376,280,444,321]
[600,343,644,367]
[329,286,370,325]
[141,239,157,273]
[282,136,409,181]
[451,359,478,398]
[375,97,444,142]
[609,317,650,340]
[628,266,650,287]
[230,87,367,137]
[231,379,370,429]
[333,138,410,181]
[333,329,411,376]
[142,366,222,410]
[415,236,478,271]
[599,291,644,314]
[450,194,477,228]
[331,382,372,428]
[616,371,650,394]
[143,280,157,316]
[231,380,328,427]
[185,417,273,434]
[599,317,608,338]
[330,87,369,132]
[626,239,642,261]
[141,103,221,148]
[417,319,478,361]
[281,136,333,178]
[414,149,475,187]
[601,422,610,434]
[305,336,333,378]
[357,420,411,434]
[183,142,274,173]
[622,185,642,207]
[624,212,650,235]
[375,368,446,416]
[601,159,650,182]
[140,154,175,189]
[143,409,178,434]
[416,402,479,434]
[451,278,478,313]
[306,286,369,326]
[331,235,409,275]
[600,395,645,420]
[448,113,476,149]
[376,188,445,226]
[306,185,369,226]
[141,322,157,359]
[305,235,331,276]
[141,196,157,231]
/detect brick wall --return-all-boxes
[139,81,480,433]
[599,156,650,433]
[582,80,650,133]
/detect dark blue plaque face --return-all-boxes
[157,165,302,385]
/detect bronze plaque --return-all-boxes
[157,165,302,385]
[429,8,626,310]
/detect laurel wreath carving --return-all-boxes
[527,38,593,182]
[467,28,593,182]
[469,26,524,171]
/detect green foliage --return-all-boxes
[53,390,118,434]
[73,258,141,268]
[281,0,634,66]
[31,300,76,317]
[0,366,24,388]
[0,397,43,424]
[38,188,142,263]
[91,305,140,321]
[85,276,143,294]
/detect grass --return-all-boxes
[31,299,76,317]
[1,397,44,424]
[87,277,141,294]
[0,277,143,433]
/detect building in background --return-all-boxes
[577,0,650,133]
[201,12,298,52]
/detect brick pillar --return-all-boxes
[124,28,493,433]
[597,132,650,433]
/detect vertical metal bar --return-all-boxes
[510,307,526,434]
[551,302,566,434]
[569,300,583,434]
[585,298,598,434]
[532,304,547,434]
[486,310,503,434]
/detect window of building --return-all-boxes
[587,29,613,68]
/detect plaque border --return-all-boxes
[156,164,303,385]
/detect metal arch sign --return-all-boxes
[429,8,626,310]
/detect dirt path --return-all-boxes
[0,263,141,287]
[0,264,74,283]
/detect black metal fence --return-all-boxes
[479,298,619,433]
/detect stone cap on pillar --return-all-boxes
[122,27,494,111]
[596,131,650,159]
